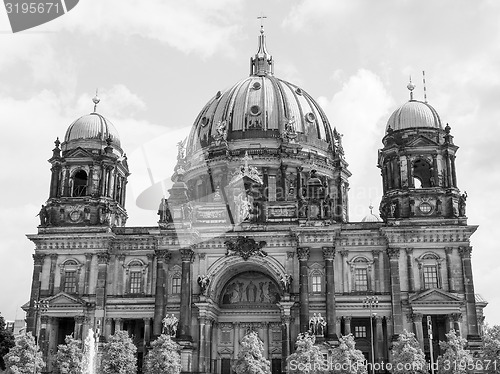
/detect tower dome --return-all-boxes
[386,81,442,132]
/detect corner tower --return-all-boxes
[41,95,129,228]
[378,82,466,221]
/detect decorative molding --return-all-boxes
[225,237,267,261]
[97,252,110,264]
[297,247,310,261]
[387,248,400,259]
[322,246,336,260]
[180,248,194,262]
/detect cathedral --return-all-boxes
[25,27,487,374]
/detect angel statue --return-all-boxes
[280,273,293,293]
[176,138,186,161]
[197,275,210,296]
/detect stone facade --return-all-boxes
[25,29,486,374]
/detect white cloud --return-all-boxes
[318,69,395,220]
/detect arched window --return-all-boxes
[309,263,324,293]
[170,265,182,295]
[413,159,432,188]
[126,260,145,295]
[59,259,82,294]
[348,256,373,293]
[416,253,443,290]
[73,170,88,197]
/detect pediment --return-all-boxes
[406,135,439,148]
[218,347,233,354]
[44,292,87,306]
[64,147,94,159]
[410,289,462,304]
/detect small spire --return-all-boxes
[54,137,60,148]
[250,16,273,76]
[369,204,374,214]
[422,70,428,103]
[92,89,100,112]
[407,76,416,101]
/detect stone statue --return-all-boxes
[213,120,228,146]
[197,275,210,296]
[158,198,172,223]
[458,191,467,217]
[309,313,318,335]
[36,205,48,226]
[308,313,326,336]
[162,314,179,337]
[280,273,293,293]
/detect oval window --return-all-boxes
[201,117,209,127]
[305,112,316,123]
[295,87,303,95]
[419,202,432,214]
[252,81,261,90]
[250,105,261,116]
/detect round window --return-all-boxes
[250,105,261,116]
[201,117,209,127]
[252,81,261,90]
[305,112,316,123]
[295,87,303,95]
[419,202,432,214]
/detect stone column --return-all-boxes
[144,317,152,348]
[48,254,57,295]
[104,317,113,339]
[233,322,240,357]
[63,166,70,196]
[281,315,292,374]
[297,247,310,333]
[387,248,403,338]
[114,317,123,332]
[49,165,60,198]
[412,313,424,348]
[179,247,194,340]
[153,250,170,336]
[74,315,85,340]
[407,156,414,188]
[372,250,381,293]
[406,248,414,292]
[375,315,384,364]
[116,254,126,295]
[378,250,385,293]
[261,322,269,359]
[458,246,479,338]
[205,319,214,371]
[445,247,454,292]
[96,252,110,308]
[84,253,92,294]
[322,246,337,340]
[27,253,45,333]
[39,315,50,359]
[146,253,154,295]
[451,155,457,187]
[296,166,303,200]
[344,316,352,335]
[107,166,114,198]
[451,313,462,336]
[340,250,349,293]
[47,317,59,373]
[335,317,342,338]
[198,317,207,372]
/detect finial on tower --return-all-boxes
[92,89,100,112]
[251,15,273,76]
[369,204,374,214]
[407,76,416,101]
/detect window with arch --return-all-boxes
[348,256,373,293]
[126,260,146,295]
[413,158,433,188]
[59,259,81,294]
[72,170,88,197]
[417,253,443,290]
[309,264,324,293]
[170,265,182,295]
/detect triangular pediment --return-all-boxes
[406,135,439,148]
[44,292,86,306]
[410,288,463,304]
[64,147,95,159]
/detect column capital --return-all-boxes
[451,312,463,322]
[411,313,423,322]
[286,251,295,259]
[40,315,50,324]
[344,315,352,322]
[405,247,414,255]
[387,248,400,259]
[281,315,293,325]
[97,252,110,264]
[155,249,172,262]
[33,253,46,265]
[444,247,453,255]
[297,247,310,261]
[146,253,154,261]
[322,246,336,261]
[374,315,384,324]
[143,317,152,323]
[180,247,195,262]
[85,253,93,261]
[458,246,472,258]
[371,249,382,256]
[74,315,85,324]
[339,250,349,258]
[49,253,58,260]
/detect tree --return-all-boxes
[391,330,428,374]
[101,331,137,374]
[55,335,83,374]
[0,314,15,371]
[143,334,181,374]
[436,330,474,374]
[233,331,271,374]
[3,332,44,374]
[482,325,500,374]
[287,332,326,374]
[330,334,367,374]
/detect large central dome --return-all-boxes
[185,27,335,158]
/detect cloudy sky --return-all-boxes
[0,0,499,326]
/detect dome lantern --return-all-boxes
[250,25,274,76]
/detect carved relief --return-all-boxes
[221,272,281,306]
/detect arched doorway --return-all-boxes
[214,271,283,374]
